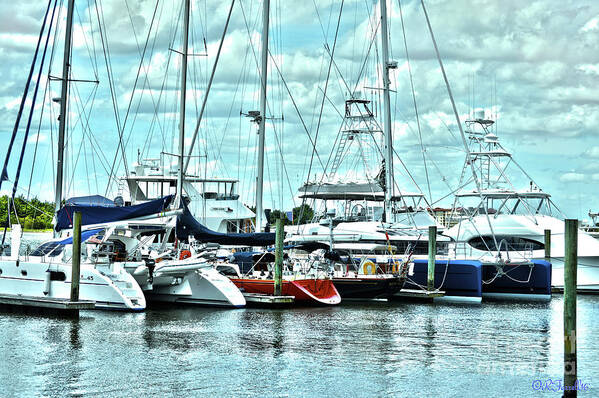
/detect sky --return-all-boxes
[1,0,599,221]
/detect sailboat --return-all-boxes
[282,1,440,300]
[62,0,250,308]
[206,0,341,305]
[0,0,146,311]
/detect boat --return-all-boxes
[286,240,407,300]
[444,112,599,293]
[122,157,255,234]
[285,99,450,264]
[82,0,251,308]
[280,0,463,268]
[141,257,246,308]
[55,195,248,308]
[580,211,599,240]
[223,251,340,305]
[0,225,145,311]
[232,279,340,305]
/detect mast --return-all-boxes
[255,0,270,232]
[176,0,190,206]
[54,0,75,227]
[380,0,394,223]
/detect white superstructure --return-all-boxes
[122,157,255,234]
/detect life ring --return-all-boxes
[179,250,192,260]
[361,260,376,275]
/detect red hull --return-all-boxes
[230,278,341,305]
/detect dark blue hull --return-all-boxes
[481,259,551,300]
[403,259,551,302]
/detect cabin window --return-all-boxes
[21,270,27,276]
[468,236,544,252]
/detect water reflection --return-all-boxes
[70,318,81,350]
[0,296,597,397]
[38,318,83,397]
[422,313,437,368]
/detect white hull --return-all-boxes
[123,261,246,307]
[543,256,599,292]
[0,259,146,311]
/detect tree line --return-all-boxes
[0,195,54,230]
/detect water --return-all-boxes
[0,296,597,397]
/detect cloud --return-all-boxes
[2,0,599,219]
[559,172,585,183]
[583,146,599,158]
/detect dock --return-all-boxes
[393,289,445,301]
[0,293,95,316]
[242,293,295,307]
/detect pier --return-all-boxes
[0,293,94,315]
[242,292,295,306]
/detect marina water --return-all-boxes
[1,295,597,397]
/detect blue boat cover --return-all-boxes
[55,195,173,231]
[66,195,116,207]
[176,202,275,246]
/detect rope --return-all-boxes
[95,0,129,196]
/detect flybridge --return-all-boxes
[298,182,424,201]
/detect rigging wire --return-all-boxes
[2,0,56,245]
[397,0,432,205]
[102,0,161,195]
[299,0,345,223]
[0,0,55,192]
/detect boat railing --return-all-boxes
[453,242,474,258]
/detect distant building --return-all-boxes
[428,207,464,228]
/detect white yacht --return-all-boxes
[445,113,599,292]
[0,0,148,310]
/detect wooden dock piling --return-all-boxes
[427,225,437,291]
[544,229,551,262]
[564,219,577,397]
[274,217,284,296]
[71,211,82,302]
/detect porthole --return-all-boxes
[21,270,27,276]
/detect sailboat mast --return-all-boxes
[379,0,394,223]
[54,0,75,223]
[176,0,190,205]
[255,0,270,232]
